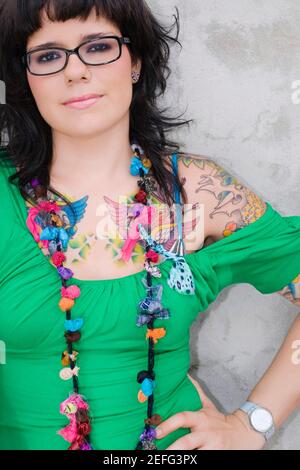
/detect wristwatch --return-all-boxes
[239,401,275,441]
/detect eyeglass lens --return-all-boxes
[27,37,120,75]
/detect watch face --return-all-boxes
[250,408,273,432]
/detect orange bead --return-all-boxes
[61,350,79,366]
[61,351,70,366]
[146,327,166,344]
[51,214,63,227]
[225,221,237,232]
[138,390,148,403]
[58,297,75,312]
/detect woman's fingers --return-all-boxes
[165,431,207,450]
[156,410,204,439]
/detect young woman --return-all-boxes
[0,0,300,451]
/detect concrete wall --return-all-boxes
[148,0,300,449]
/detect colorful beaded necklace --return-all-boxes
[24,140,196,450]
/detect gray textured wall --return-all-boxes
[148,0,300,450]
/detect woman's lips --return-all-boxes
[63,96,103,110]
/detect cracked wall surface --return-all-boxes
[148,0,300,450]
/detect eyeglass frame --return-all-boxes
[21,35,131,76]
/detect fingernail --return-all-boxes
[156,427,162,437]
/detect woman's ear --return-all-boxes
[133,58,142,75]
[132,59,142,83]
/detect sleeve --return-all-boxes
[208,201,300,295]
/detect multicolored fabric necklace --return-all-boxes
[24,140,196,450]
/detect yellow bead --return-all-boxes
[51,214,63,227]
[64,403,77,414]
[223,229,232,237]
[142,158,152,169]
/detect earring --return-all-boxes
[132,71,140,83]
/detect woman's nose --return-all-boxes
[64,53,90,79]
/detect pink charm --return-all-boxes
[59,394,89,416]
[57,420,78,443]
[146,249,159,263]
[61,285,81,299]
[58,394,91,444]
[59,366,80,380]
[59,368,73,380]
[26,200,60,243]
[37,200,60,213]
[121,205,156,262]
[26,206,43,242]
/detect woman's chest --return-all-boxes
[60,193,207,281]
[0,225,201,351]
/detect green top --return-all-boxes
[1,150,300,450]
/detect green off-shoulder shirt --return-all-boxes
[0,150,300,450]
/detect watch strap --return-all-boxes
[239,401,275,441]
[240,401,257,414]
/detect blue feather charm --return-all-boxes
[59,196,89,235]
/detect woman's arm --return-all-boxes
[154,155,300,449]
[233,311,300,434]
[186,153,300,439]
[231,271,300,438]
[176,153,268,246]
[159,311,300,450]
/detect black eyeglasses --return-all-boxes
[21,35,131,76]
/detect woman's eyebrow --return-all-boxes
[28,31,115,52]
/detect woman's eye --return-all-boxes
[87,44,109,53]
[37,52,60,63]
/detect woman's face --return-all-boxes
[26,9,141,139]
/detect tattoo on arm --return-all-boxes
[277,275,300,307]
[177,153,267,240]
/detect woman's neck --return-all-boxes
[49,130,135,199]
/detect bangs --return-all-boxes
[1,0,128,57]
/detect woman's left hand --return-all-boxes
[155,382,267,450]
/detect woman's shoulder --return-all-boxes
[176,151,267,244]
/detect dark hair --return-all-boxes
[0,0,194,205]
